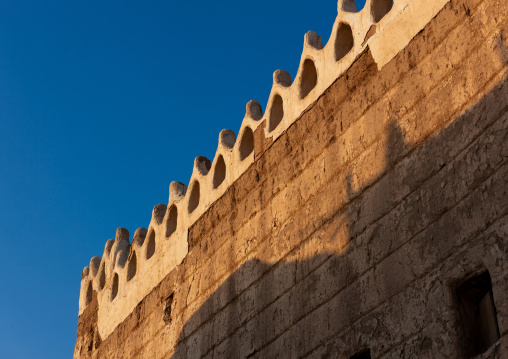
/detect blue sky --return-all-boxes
[0,0,366,357]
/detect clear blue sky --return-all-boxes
[0,0,366,357]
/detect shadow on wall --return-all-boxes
[167,64,508,358]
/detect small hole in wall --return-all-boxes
[300,59,317,99]
[166,206,177,237]
[350,348,371,359]
[98,265,105,290]
[335,23,354,62]
[146,230,156,260]
[372,0,393,23]
[111,273,119,301]
[127,251,137,281]
[85,281,93,306]
[213,155,226,189]
[456,271,500,358]
[239,127,254,160]
[268,95,284,132]
[188,181,200,214]
[163,293,174,325]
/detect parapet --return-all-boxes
[78,0,451,339]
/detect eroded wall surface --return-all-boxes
[75,0,508,357]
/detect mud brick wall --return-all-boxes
[75,0,508,357]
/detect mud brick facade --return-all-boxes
[75,0,508,357]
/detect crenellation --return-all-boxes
[168,180,187,204]
[115,227,129,243]
[151,204,167,226]
[81,265,89,280]
[132,227,147,248]
[340,0,359,13]
[245,100,263,121]
[89,256,101,277]
[272,69,292,88]
[75,0,508,357]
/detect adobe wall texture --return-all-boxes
[74,0,508,357]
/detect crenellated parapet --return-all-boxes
[78,0,452,339]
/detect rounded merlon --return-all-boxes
[169,181,187,203]
[89,256,102,277]
[305,31,323,50]
[104,239,114,257]
[113,239,130,269]
[246,100,263,121]
[133,227,147,248]
[219,129,236,149]
[115,228,129,243]
[194,156,211,176]
[152,204,167,225]
[82,266,89,279]
[273,70,292,87]
[339,0,357,13]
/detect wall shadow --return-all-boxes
[167,69,508,359]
